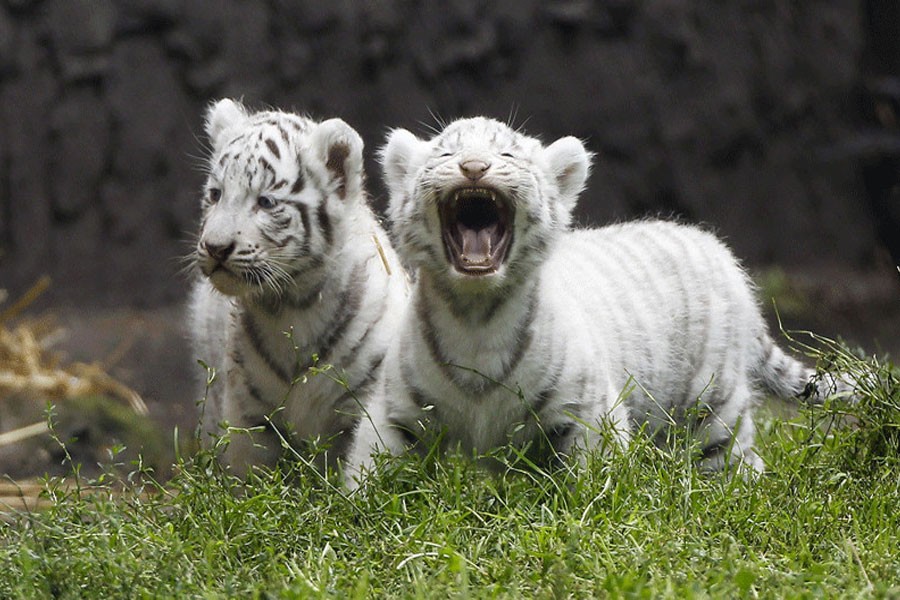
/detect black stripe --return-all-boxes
[265,138,281,160]
[499,291,537,378]
[409,385,438,413]
[524,203,542,226]
[416,294,498,394]
[270,211,292,229]
[480,286,514,323]
[296,263,366,374]
[672,233,700,408]
[344,320,377,361]
[241,312,292,384]
[800,379,817,401]
[389,418,421,448]
[245,379,269,410]
[285,277,326,311]
[545,422,575,453]
[531,364,564,416]
[416,287,536,395]
[254,292,285,316]
[700,436,733,461]
[348,354,386,397]
[259,227,293,248]
[524,419,575,466]
[229,348,245,368]
[416,293,461,385]
[572,375,588,413]
[400,362,440,414]
[340,285,387,369]
[296,203,311,249]
[290,172,305,194]
[425,276,472,322]
[284,255,325,280]
[610,233,664,372]
[317,202,333,246]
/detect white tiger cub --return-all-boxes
[345,116,846,486]
[189,99,407,475]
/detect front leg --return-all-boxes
[219,417,283,478]
[564,381,635,466]
[218,365,284,478]
[343,382,409,490]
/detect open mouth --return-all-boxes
[439,187,513,275]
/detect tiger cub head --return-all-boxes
[381,117,591,291]
[197,99,364,299]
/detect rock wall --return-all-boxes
[0,0,888,307]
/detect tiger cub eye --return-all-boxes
[257,195,277,209]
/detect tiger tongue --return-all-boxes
[458,224,494,265]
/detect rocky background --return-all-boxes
[0,1,898,472]
[1,0,898,306]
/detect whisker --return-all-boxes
[263,261,295,296]
[420,107,446,136]
[506,103,520,130]
[514,114,533,135]
[256,263,280,296]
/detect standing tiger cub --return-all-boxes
[189,99,407,475]
[345,117,845,486]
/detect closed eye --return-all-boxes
[500,152,515,159]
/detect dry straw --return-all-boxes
[0,277,147,450]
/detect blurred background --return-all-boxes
[0,1,898,479]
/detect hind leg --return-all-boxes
[696,379,761,474]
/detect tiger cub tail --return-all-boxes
[756,334,857,403]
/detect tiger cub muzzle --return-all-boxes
[439,186,513,275]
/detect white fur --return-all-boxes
[345,117,828,487]
[204,98,248,150]
[189,100,408,475]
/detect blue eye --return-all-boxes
[257,196,277,209]
[208,188,221,203]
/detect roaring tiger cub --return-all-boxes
[189,99,407,475]
[345,116,846,486]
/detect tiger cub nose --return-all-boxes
[459,159,490,181]
[203,240,235,262]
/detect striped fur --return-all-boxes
[189,99,408,475]
[346,117,837,486]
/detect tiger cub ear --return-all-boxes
[543,136,592,209]
[311,118,364,201]
[205,98,248,151]
[379,128,424,198]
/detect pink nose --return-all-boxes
[459,160,490,181]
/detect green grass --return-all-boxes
[1,338,898,598]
